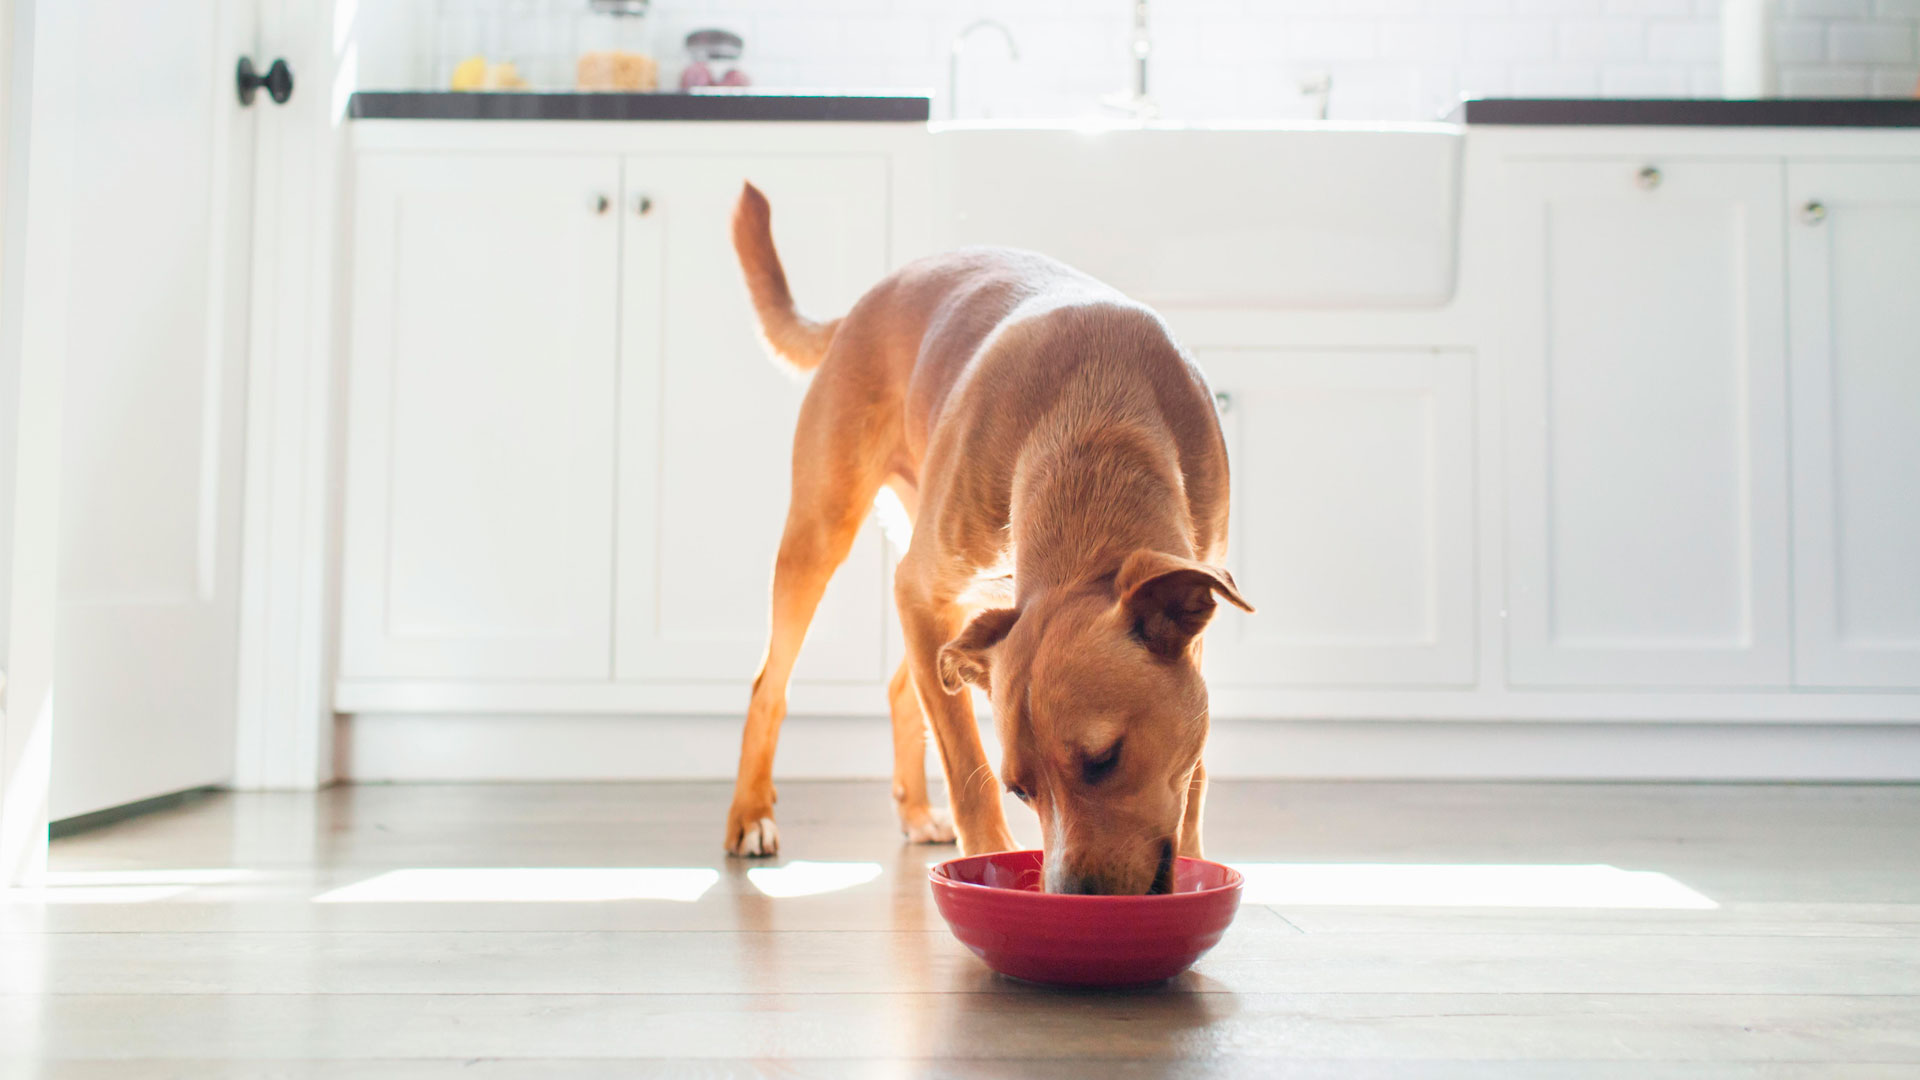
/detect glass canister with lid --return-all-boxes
[575,0,658,91]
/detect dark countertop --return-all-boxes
[348,90,932,122]
[1452,97,1920,126]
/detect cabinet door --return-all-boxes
[615,156,892,687]
[1502,160,1789,688]
[1198,351,1477,687]
[340,155,620,680]
[1787,163,1920,688]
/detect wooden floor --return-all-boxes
[4,780,1919,1077]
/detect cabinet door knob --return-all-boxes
[1801,200,1827,226]
[1635,165,1662,191]
[591,193,611,215]
[236,57,294,106]
[634,194,655,217]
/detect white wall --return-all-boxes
[355,0,1920,122]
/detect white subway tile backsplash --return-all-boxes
[1600,61,1693,92]
[1774,19,1832,61]
[1646,19,1722,61]
[1379,21,1468,61]
[1558,18,1651,59]
[1441,0,1516,14]
[839,18,930,61]
[752,16,845,61]
[1468,19,1558,59]
[355,0,1920,122]
[1511,62,1603,93]
[1518,0,1609,12]
[1780,0,1874,15]
[1604,0,1694,14]
[1779,63,1876,92]
[1827,20,1918,61]
[1454,62,1514,96]
[1286,20,1380,60]
[1870,64,1920,90]
[1873,63,1920,88]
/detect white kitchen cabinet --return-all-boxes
[1501,159,1790,688]
[1198,351,1477,687]
[1787,162,1920,689]
[340,155,621,680]
[614,155,893,686]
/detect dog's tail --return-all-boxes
[731,181,840,376]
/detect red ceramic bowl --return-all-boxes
[929,849,1243,988]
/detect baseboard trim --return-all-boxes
[48,786,222,839]
[338,713,1920,782]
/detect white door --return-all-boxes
[1787,162,1920,689]
[53,0,260,819]
[1501,159,1790,689]
[615,155,891,691]
[1199,350,1477,688]
[339,155,621,681]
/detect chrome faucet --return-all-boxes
[1300,72,1332,121]
[1103,0,1158,120]
[948,19,1020,120]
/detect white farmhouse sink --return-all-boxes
[933,123,1463,308]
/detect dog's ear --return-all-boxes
[937,607,1019,694]
[1116,550,1254,658]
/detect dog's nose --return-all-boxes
[1063,872,1106,895]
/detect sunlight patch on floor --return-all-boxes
[747,861,884,898]
[3,868,260,905]
[1230,862,1716,909]
[312,867,720,903]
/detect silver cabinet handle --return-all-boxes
[634,194,654,217]
[1214,390,1232,415]
[1801,200,1827,226]
[1636,165,1662,191]
[591,193,611,215]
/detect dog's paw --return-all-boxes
[726,814,780,858]
[899,805,957,845]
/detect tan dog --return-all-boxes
[723,183,1251,895]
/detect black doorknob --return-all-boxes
[236,57,294,106]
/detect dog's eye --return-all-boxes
[1080,742,1123,785]
[1005,784,1032,804]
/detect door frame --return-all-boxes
[230,0,345,790]
[1,0,78,886]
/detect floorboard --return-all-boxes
[4,780,1918,1075]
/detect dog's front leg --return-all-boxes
[897,584,1015,856]
[887,659,956,844]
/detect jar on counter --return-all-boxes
[681,28,748,88]
[437,0,557,91]
[575,0,658,91]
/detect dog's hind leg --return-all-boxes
[724,385,887,858]
[873,476,950,844]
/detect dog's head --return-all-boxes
[938,550,1252,895]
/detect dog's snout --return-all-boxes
[1044,859,1120,895]
[1060,872,1105,895]
[1046,838,1179,896]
